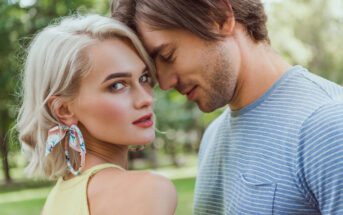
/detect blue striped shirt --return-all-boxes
[193,66,343,214]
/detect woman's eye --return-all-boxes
[139,74,152,84]
[110,82,125,91]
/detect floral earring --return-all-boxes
[45,124,86,175]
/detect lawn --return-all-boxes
[0,177,196,215]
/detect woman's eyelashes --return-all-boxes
[108,73,152,92]
[139,73,152,84]
[109,81,126,92]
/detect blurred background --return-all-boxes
[0,0,342,214]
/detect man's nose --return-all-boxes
[157,70,178,91]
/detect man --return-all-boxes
[111,0,343,214]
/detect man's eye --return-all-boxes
[139,74,152,84]
[161,54,173,62]
[110,82,125,91]
[160,49,175,63]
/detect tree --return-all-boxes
[267,0,343,83]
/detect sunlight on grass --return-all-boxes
[153,165,197,180]
[0,198,46,215]
[0,187,51,204]
[174,177,196,215]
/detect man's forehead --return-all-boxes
[136,20,156,34]
[137,20,177,49]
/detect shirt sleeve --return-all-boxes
[296,103,343,214]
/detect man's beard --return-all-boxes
[199,45,237,113]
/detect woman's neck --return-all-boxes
[63,124,130,180]
[63,140,128,180]
[79,123,129,170]
[84,140,129,170]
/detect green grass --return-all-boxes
[0,177,195,215]
[0,198,46,215]
[0,180,54,194]
[174,177,196,215]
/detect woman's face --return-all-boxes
[71,39,155,146]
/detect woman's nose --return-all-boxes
[133,86,153,110]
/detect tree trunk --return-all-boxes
[149,144,158,169]
[0,110,11,184]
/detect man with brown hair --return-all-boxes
[111,0,343,214]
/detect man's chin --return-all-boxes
[197,100,226,113]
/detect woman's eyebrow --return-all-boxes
[102,72,132,83]
[102,66,148,84]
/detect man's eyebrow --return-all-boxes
[150,44,169,59]
[102,72,132,83]
[142,66,148,74]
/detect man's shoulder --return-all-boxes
[292,67,343,102]
[299,102,343,147]
[301,102,343,129]
[296,102,343,214]
[261,66,343,122]
[202,108,230,138]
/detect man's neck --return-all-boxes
[229,41,291,111]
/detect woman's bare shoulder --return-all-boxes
[125,170,178,214]
[88,168,178,215]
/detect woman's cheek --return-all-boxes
[93,98,130,125]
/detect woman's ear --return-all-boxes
[47,96,78,126]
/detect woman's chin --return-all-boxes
[142,137,155,146]
[136,133,155,146]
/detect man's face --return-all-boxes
[137,22,240,113]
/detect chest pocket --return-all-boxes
[228,173,277,215]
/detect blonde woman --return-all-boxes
[16,14,177,215]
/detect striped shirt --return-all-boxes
[193,66,343,214]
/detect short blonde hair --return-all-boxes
[16,14,156,180]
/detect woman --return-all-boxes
[16,14,177,215]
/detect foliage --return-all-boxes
[267,0,343,83]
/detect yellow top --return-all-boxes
[43,163,125,215]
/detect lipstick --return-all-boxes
[133,113,153,128]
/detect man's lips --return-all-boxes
[181,86,198,101]
[180,86,196,95]
[133,113,153,128]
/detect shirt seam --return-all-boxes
[298,72,334,100]
[293,102,340,208]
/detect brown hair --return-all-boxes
[111,0,269,43]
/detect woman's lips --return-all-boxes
[133,113,153,128]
